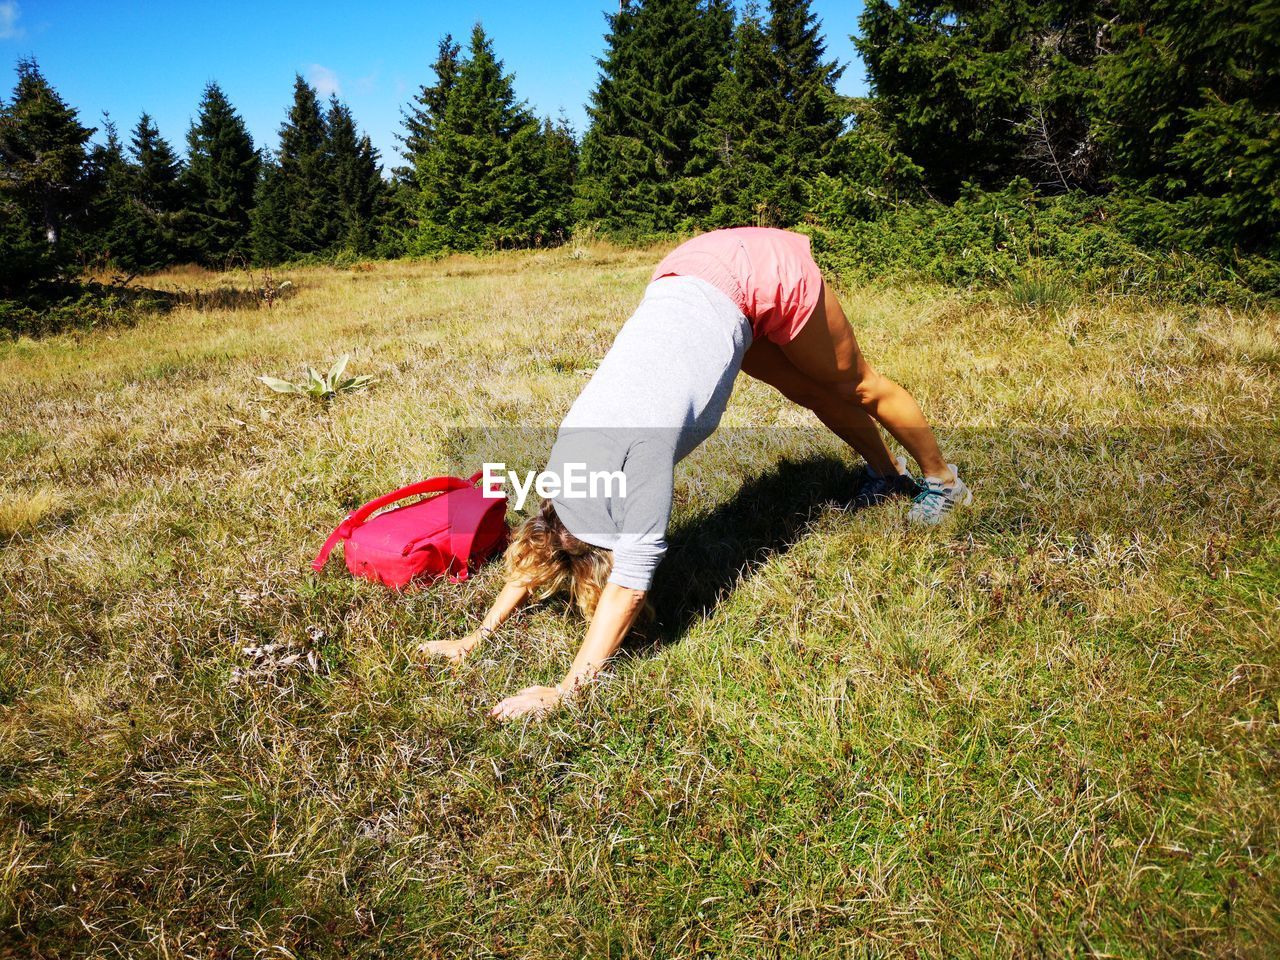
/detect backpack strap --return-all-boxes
[311,472,487,572]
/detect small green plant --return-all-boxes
[1006,273,1072,309]
[257,354,374,401]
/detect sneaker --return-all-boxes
[850,456,920,510]
[906,464,972,524]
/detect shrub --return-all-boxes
[807,181,1279,305]
[0,283,169,338]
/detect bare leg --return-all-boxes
[740,338,901,478]
[779,278,955,483]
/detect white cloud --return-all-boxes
[0,1,23,40]
[307,63,340,98]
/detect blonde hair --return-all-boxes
[505,499,614,619]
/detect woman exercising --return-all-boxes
[421,227,971,720]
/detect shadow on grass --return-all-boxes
[641,452,864,649]
[1,278,297,339]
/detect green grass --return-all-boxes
[2,246,1278,957]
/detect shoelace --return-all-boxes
[912,480,952,507]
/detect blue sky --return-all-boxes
[0,0,869,170]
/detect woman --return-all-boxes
[421,227,971,720]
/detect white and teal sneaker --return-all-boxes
[850,455,920,510]
[906,463,972,524]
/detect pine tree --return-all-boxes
[249,153,289,264]
[579,0,734,233]
[855,1,1101,198]
[0,58,95,263]
[765,0,845,221]
[696,7,777,226]
[326,96,385,255]
[274,76,334,256]
[78,115,132,272]
[535,113,578,244]
[412,24,555,251]
[397,35,461,181]
[184,82,258,265]
[1098,0,1279,252]
[116,113,187,273]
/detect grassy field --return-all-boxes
[2,246,1278,958]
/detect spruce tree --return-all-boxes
[397,35,461,181]
[697,0,843,226]
[253,83,386,263]
[249,154,289,264]
[326,96,385,255]
[535,114,578,244]
[579,0,733,233]
[273,76,334,257]
[0,187,49,292]
[78,115,132,272]
[765,0,844,222]
[184,82,258,265]
[388,35,464,252]
[116,113,187,273]
[810,96,925,223]
[696,7,777,226]
[1098,0,1279,252]
[855,1,1100,198]
[576,1,639,228]
[412,24,552,251]
[0,58,95,263]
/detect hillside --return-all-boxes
[2,249,1278,957]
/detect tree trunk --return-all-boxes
[43,200,58,246]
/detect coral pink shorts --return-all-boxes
[650,227,824,345]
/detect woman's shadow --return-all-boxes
[637,452,865,651]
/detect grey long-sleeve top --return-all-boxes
[546,274,752,591]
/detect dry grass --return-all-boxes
[0,487,69,540]
[2,246,1278,958]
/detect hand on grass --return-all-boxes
[418,630,485,664]
[488,685,562,721]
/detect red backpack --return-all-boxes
[312,471,509,589]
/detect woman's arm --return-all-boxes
[419,579,530,662]
[488,582,647,720]
[559,583,648,693]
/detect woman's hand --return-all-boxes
[418,629,485,664]
[488,685,562,721]
[420,582,530,665]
